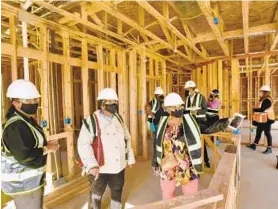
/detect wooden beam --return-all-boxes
[138,6,150,45]
[265,55,270,85]
[9,15,18,81]
[90,14,104,27]
[231,58,240,115]
[110,50,116,90]
[162,60,167,93]
[193,23,278,44]
[161,2,174,45]
[97,45,104,92]
[81,39,90,118]
[217,60,223,117]
[270,33,278,51]
[140,48,148,160]
[34,1,136,46]
[197,1,229,56]
[137,1,205,59]
[98,2,192,62]
[242,1,249,54]
[129,49,138,156]
[117,19,123,35]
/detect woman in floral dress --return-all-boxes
[153,93,202,200]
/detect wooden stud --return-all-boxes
[231,59,240,115]
[217,60,223,117]
[9,15,18,81]
[162,60,167,93]
[202,65,208,97]
[97,45,104,92]
[140,48,148,160]
[129,49,138,156]
[81,39,90,118]
[110,50,116,90]
[242,1,249,54]
[265,55,271,86]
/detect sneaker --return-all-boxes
[246,143,256,151]
[262,147,272,154]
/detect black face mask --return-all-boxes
[171,109,183,118]
[185,90,190,97]
[21,103,39,115]
[105,104,118,114]
[158,95,164,101]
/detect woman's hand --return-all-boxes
[89,167,100,180]
[46,140,59,153]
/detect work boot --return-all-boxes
[263,147,272,154]
[205,162,211,168]
[246,143,256,151]
[276,156,278,169]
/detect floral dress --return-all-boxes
[160,124,198,186]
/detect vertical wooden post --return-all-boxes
[202,65,207,97]
[82,39,90,118]
[10,15,18,81]
[265,55,270,86]
[162,60,167,93]
[97,45,104,92]
[212,61,218,89]
[196,67,201,92]
[110,49,116,90]
[63,32,75,179]
[117,51,124,117]
[149,58,154,97]
[231,58,240,115]
[140,48,148,160]
[218,60,223,117]
[129,49,138,156]
[155,59,159,86]
[224,68,230,117]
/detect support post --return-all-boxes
[218,60,223,117]
[97,45,104,92]
[162,60,167,93]
[110,49,116,90]
[10,15,18,81]
[231,58,240,115]
[82,39,90,118]
[129,49,138,156]
[140,48,148,160]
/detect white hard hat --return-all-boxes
[184,80,196,89]
[260,85,271,92]
[6,79,41,99]
[154,87,164,95]
[164,93,184,107]
[97,88,119,100]
[194,88,199,93]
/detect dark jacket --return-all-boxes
[2,106,47,168]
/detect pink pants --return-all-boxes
[160,179,199,200]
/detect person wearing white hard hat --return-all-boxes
[145,87,165,127]
[1,79,59,209]
[152,93,202,200]
[247,85,275,154]
[145,87,166,159]
[184,80,210,167]
[77,88,135,209]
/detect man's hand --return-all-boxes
[89,167,100,180]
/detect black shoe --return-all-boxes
[262,147,272,154]
[205,162,211,168]
[246,143,256,151]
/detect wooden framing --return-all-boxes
[197,1,229,56]
[231,59,240,115]
[242,1,249,55]
[9,15,18,81]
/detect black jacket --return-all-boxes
[2,106,47,168]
